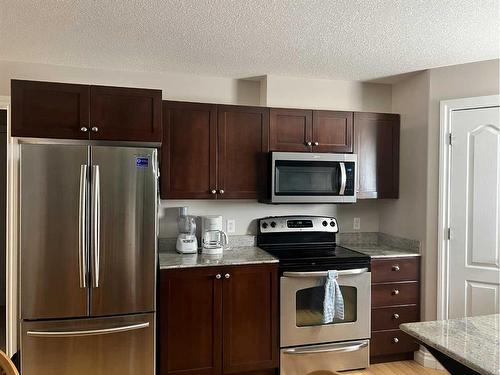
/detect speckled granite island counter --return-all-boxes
[401,314,500,375]
[159,246,278,269]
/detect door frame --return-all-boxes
[437,94,500,320]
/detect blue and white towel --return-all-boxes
[323,270,344,323]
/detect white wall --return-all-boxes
[0,61,394,238]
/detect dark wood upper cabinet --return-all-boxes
[217,106,269,199]
[355,112,400,199]
[159,267,223,375]
[161,101,217,199]
[11,80,90,139]
[269,108,312,152]
[11,80,162,142]
[222,264,278,374]
[159,264,278,375]
[90,85,162,142]
[312,110,353,153]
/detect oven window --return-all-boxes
[275,160,340,196]
[296,285,357,327]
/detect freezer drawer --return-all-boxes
[280,340,369,374]
[21,313,155,375]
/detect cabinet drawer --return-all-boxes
[371,282,419,307]
[371,257,420,283]
[370,329,418,357]
[371,305,419,331]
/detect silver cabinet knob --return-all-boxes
[215,274,221,279]
[91,126,99,132]
[81,127,88,132]
[219,189,225,194]
[224,273,230,279]
[393,313,400,320]
[392,337,399,343]
[211,189,217,194]
[306,141,312,146]
[314,141,319,146]
[392,289,400,295]
[392,265,400,272]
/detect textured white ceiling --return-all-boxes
[1,0,499,81]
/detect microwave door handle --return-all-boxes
[282,268,369,278]
[339,162,347,195]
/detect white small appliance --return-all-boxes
[176,207,198,254]
[201,215,228,255]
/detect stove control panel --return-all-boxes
[259,216,339,233]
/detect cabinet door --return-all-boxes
[11,80,90,139]
[159,268,223,375]
[312,110,353,153]
[90,85,162,142]
[161,101,217,199]
[222,264,278,374]
[269,108,312,152]
[218,105,269,199]
[354,112,400,199]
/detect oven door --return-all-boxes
[271,152,357,203]
[280,268,371,348]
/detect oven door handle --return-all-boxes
[282,341,368,355]
[282,268,369,278]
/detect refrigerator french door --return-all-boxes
[20,142,158,375]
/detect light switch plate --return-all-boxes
[227,219,236,233]
[353,217,361,230]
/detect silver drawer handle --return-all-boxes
[392,289,400,295]
[392,265,400,271]
[283,341,368,355]
[91,126,99,132]
[80,126,88,132]
[215,274,221,279]
[314,141,319,146]
[224,273,230,279]
[305,141,312,146]
[392,337,399,343]
[27,322,149,338]
[283,268,369,278]
[393,313,400,320]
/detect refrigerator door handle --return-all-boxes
[78,165,88,288]
[91,165,100,288]
[26,322,150,338]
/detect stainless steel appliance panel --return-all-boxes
[281,269,371,347]
[90,147,157,316]
[21,313,155,375]
[20,144,89,319]
[280,340,369,374]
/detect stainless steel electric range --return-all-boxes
[257,216,371,374]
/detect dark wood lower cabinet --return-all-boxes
[159,264,278,375]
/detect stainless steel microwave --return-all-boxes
[269,152,357,203]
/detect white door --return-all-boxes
[449,106,500,318]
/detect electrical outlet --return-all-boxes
[227,219,236,234]
[353,217,361,230]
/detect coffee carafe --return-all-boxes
[201,215,228,255]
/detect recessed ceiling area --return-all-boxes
[0,0,498,81]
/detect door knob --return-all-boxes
[392,265,400,272]
[80,127,88,132]
[211,189,217,194]
[314,141,319,146]
[392,313,400,320]
[305,141,312,146]
[215,274,222,279]
[392,337,399,343]
[91,126,99,132]
[219,189,225,194]
[392,289,400,295]
[224,273,230,279]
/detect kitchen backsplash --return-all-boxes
[159,199,380,238]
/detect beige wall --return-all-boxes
[0,61,394,238]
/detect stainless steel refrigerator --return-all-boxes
[19,142,158,375]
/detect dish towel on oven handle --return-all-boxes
[323,270,344,323]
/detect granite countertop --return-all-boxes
[159,246,278,269]
[401,314,500,375]
[342,244,420,258]
[339,232,421,258]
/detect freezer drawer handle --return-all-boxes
[78,165,88,288]
[282,341,368,355]
[282,268,369,278]
[91,165,100,288]
[26,322,150,338]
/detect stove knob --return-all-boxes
[262,222,268,229]
[322,221,328,227]
[270,221,277,228]
[330,221,335,227]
